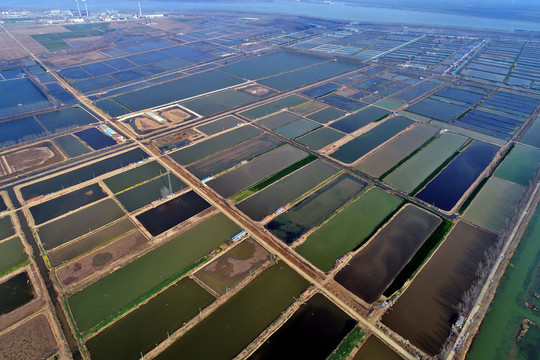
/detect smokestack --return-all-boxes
[83,0,89,18]
[75,0,82,17]
[138,1,143,18]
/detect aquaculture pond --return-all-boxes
[239,95,307,120]
[95,99,130,117]
[382,222,497,356]
[187,134,282,180]
[355,124,438,178]
[330,116,413,164]
[248,293,356,360]
[296,127,345,150]
[0,77,50,117]
[493,144,540,186]
[384,132,469,193]
[103,160,165,194]
[154,263,309,360]
[221,51,324,80]
[0,238,27,274]
[68,213,239,333]
[169,125,261,165]
[275,118,321,139]
[29,183,106,225]
[330,106,389,133]
[353,336,402,360]
[116,173,186,212]
[237,160,338,221]
[258,112,303,130]
[54,135,91,158]
[20,148,149,200]
[0,116,48,148]
[112,70,243,111]
[468,204,540,360]
[194,238,271,295]
[266,174,366,244]
[36,107,97,133]
[73,128,117,150]
[196,116,242,136]
[135,191,210,236]
[259,61,358,91]
[0,215,15,241]
[38,199,125,250]
[296,187,402,272]
[463,177,525,235]
[406,98,468,122]
[307,107,347,124]
[86,277,215,360]
[0,272,34,316]
[208,144,308,198]
[335,205,441,303]
[519,116,540,148]
[48,218,135,266]
[416,141,499,211]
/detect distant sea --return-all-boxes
[2,0,540,32]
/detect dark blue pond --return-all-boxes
[302,83,340,98]
[37,107,98,133]
[0,116,48,148]
[74,128,117,150]
[20,148,149,200]
[416,141,499,211]
[29,183,107,225]
[248,293,356,360]
[136,190,211,236]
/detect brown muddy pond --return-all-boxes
[335,204,440,303]
[381,221,497,356]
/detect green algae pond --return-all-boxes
[463,177,525,235]
[86,277,215,360]
[382,222,497,356]
[68,213,239,333]
[493,144,540,186]
[0,238,28,275]
[248,293,356,360]
[154,263,309,360]
[237,159,338,221]
[467,204,540,360]
[296,187,402,272]
[266,174,366,244]
[335,204,441,303]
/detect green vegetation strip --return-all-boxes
[328,327,365,360]
[383,218,452,297]
[231,155,317,202]
[67,213,239,333]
